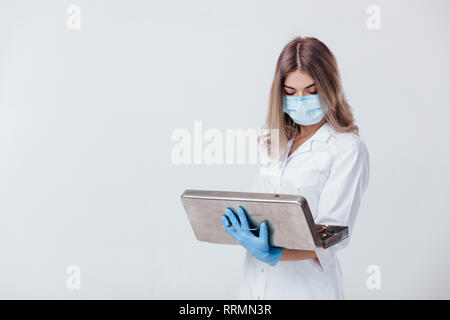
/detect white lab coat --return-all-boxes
[238,121,370,300]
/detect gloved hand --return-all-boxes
[222,205,283,266]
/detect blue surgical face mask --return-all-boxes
[282,94,327,125]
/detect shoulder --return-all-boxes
[327,127,369,161]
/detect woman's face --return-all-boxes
[283,70,317,97]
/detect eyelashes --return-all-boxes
[284,91,317,96]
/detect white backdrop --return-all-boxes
[1,0,449,299]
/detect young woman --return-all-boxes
[222,36,370,299]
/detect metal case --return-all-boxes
[181,189,348,250]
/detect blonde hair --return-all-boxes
[261,36,359,160]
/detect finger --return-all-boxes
[259,222,269,242]
[237,206,249,229]
[222,215,236,235]
[221,215,230,228]
[225,207,241,228]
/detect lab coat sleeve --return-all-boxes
[311,139,370,272]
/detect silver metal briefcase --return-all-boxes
[181,189,348,250]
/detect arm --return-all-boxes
[311,140,370,271]
[280,140,369,265]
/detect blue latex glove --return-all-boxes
[222,205,283,266]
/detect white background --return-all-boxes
[1,0,449,299]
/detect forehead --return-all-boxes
[284,70,314,88]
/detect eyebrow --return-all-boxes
[283,83,316,90]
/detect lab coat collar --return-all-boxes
[309,121,335,143]
[289,121,335,145]
[286,122,335,159]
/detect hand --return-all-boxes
[222,205,283,266]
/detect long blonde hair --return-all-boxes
[261,36,359,160]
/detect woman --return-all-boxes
[221,36,370,299]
